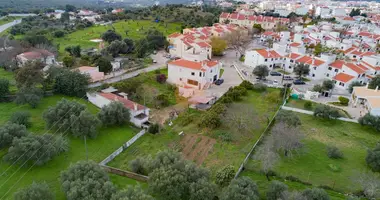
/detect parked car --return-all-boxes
[270,71,282,76]
[215,79,224,85]
[293,80,306,85]
[153,59,157,63]
[273,80,279,85]
[283,76,294,81]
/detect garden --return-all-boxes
[244,111,380,196]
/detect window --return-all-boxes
[271,58,274,61]
[312,74,315,77]
[203,72,205,77]
[313,67,316,70]
[265,59,268,62]
[339,82,345,86]
[199,72,202,77]
[326,74,330,77]
[187,79,198,86]
[335,69,338,72]
[328,67,332,70]
[290,60,294,63]
[353,55,356,58]
[191,72,195,76]
[179,78,182,81]
[269,64,272,68]
[289,66,292,69]
[211,70,213,73]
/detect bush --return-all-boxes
[302,188,330,200]
[155,94,170,107]
[241,80,254,90]
[267,181,288,200]
[53,30,65,38]
[198,111,221,129]
[338,96,349,106]
[129,157,149,175]
[9,111,31,128]
[215,165,235,187]
[252,83,267,92]
[359,113,380,131]
[304,101,313,110]
[0,123,29,148]
[14,182,54,200]
[148,123,160,134]
[327,146,344,159]
[217,132,232,142]
[314,105,340,119]
[209,103,227,114]
[156,74,167,84]
[276,110,301,127]
[218,96,233,104]
[366,144,380,172]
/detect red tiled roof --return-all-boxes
[333,73,355,83]
[289,42,301,47]
[344,47,356,54]
[288,53,301,59]
[196,42,211,48]
[344,63,366,74]
[168,32,182,38]
[255,49,282,58]
[99,93,146,111]
[358,32,372,37]
[220,12,229,18]
[329,60,345,69]
[169,59,218,70]
[19,49,54,60]
[296,55,325,66]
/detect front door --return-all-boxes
[213,75,217,82]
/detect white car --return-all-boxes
[273,80,279,85]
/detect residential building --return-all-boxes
[244,49,283,70]
[16,49,56,67]
[77,66,104,83]
[167,59,221,92]
[352,86,380,116]
[87,91,150,127]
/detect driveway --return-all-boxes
[204,64,242,98]
[89,51,169,88]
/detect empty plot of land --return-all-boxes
[180,134,216,165]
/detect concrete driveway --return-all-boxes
[204,64,243,98]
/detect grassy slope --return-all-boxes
[54,20,182,55]
[0,95,139,199]
[246,112,380,193]
[0,17,20,26]
[108,89,282,174]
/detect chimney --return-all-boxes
[134,103,138,111]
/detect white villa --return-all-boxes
[352,86,380,116]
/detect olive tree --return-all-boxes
[0,122,29,148]
[314,105,340,119]
[366,144,380,172]
[15,86,44,108]
[14,182,55,200]
[267,181,288,200]
[215,165,235,187]
[254,136,279,181]
[276,110,301,127]
[4,134,69,166]
[61,160,116,200]
[221,177,260,200]
[253,65,269,80]
[98,102,130,126]
[9,111,31,128]
[111,186,153,200]
[70,110,101,139]
[302,188,330,200]
[0,78,10,99]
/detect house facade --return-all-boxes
[167,59,221,90]
[87,92,150,127]
[352,86,380,116]
[16,49,56,67]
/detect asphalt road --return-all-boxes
[0,19,21,33]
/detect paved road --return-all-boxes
[88,52,169,88]
[0,19,22,33]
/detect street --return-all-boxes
[0,19,21,33]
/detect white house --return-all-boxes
[352,86,380,116]
[167,59,221,91]
[244,49,283,70]
[87,91,150,128]
[16,49,56,67]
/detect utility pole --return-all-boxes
[84,135,88,161]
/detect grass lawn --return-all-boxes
[0,95,139,199]
[108,89,282,175]
[286,98,351,118]
[220,69,225,78]
[0,16,20,26]
[54,20,182,55]
[113,68,178,108]
[110,174,148,190]
[241,171,346,200]
[246,112,380,193]
[0,68,17,93]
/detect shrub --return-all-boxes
[148,123,160,134]
[0,123,29,148]
[267,181,288,200]
[304,101,313,110]
[217,132,232,142]
[53,30,65,38]
[129,157,149,175]
[218,96,233,104]
[276,110,301,127]
[241,80,254,90]
[9,111,31,128]
[252,83,267,92]
[314,105,340,119]
[366,144,380,172]
[14,182,54,200]
[199,111,221,129]
[210,103,227,114]
[359,113,380,131]
[215,165,235,187]
[338,96,349,106]
[302,188,330,200]
[156,74,167,84]
[327,146,344,159]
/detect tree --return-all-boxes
[102,30,122,43]
[148,123,160,134]
[369,75,380,90]
[327,145,344,159]
[366,144,380,172]
[14,182,55,200]
[349,8,361,17]
[97,57,113,74]
[156,74,167,84]
[65,45,81,57]
[106,40,127,57]
[4,134,68,166]
[145,29,166,50]
[15,61,44,87]
[322,80,335,91]
[302,188,330,200]
[63,56,75,68]
[314,105,340,119]
[0,78,10,99]
[111,186,153,200]
[252,24,264,34]
[314,43,322,56]
[267,181,288,200]
[225,29,249,55]
[52,68,90,97]
[10,111,31,128]
[276,110,301,127]
[253,65,269,80]
[359,113,380,131]
[199,111,221,129]
[222,103,258,134]
[61,160,116,200]
[53,30,65,38]
[0,123,29,148]
[122,38,135,54]
[70,110,100,139]
[60,12,70,23]
[135,39,149,58]
[312,84,323,93]
[254,136,278,181]
[215,165,235,187]
[65,4,76,12]
[210,37,227,56]
[221,177,260,200]
[15,86,44,108]
[294,63,310,79]
[98,102,130,126]
[348,81,364,93]
[354,171,380,199]
[43,99,86,131]
[272,122,304,157]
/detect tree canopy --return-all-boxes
[111,186,153,200]
[0,78,10,99]
[294,63,310,79]
[253,65,269,80]
[96,57,113,74]
[0,122,29,149]
[221,177,260,200]
[14,182,55,200]
[98,102,130,126]
[102,30,122,43]
[369,75,380,90]
[366,144,380,172]
[50,68,90,97]
[210,37,227,56]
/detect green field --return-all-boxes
[0,95,139,199]
[54,20,182,55]
[245,112,380,193]
[286,98,351,118]
[108,89,282,174]
[0,68,17,93]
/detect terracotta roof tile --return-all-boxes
[333,73,355,83]
[329,60,345,69]
[99,93,146,111]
